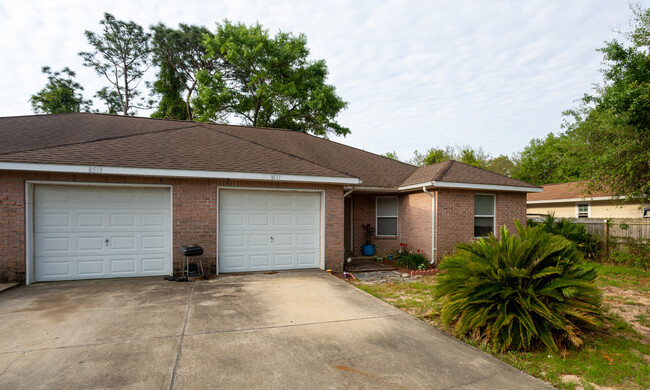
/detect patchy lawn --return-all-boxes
[354,264,650,390]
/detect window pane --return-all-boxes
[577,203,589,218]
[377,197,398,216]
[474,217,493,237]
[377,217,397,236]
[475,195,494,215]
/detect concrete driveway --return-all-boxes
[0,271,553,389]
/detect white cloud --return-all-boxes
[0,0,645,160]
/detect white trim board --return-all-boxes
[527,196,619,204]
[0,162,360,185]
[399,181,542,193]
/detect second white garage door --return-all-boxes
[219,189,321,273]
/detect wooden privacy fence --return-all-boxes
[571,218,650,255]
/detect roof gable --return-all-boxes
[527,182,613,201]
[401,160,540,189]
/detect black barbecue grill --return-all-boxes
[179,244,204,280]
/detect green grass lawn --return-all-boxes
[355,264,650,390]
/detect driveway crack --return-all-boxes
[0,352,25,377]
[169,281,195,390]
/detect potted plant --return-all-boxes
[361,223,376,256]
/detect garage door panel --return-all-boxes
[295,194,319,209]
[141,257,167,272]
[250,254,270,267]
[271,195,292,208]
[111,236,136,250]
[273,253,293,266]
[221,255,245,270]
[77,260,104,276]
[77,213,104,228]
[298,253,317,265]
[77,236,105,252]
[39,261,71,278]
[39,236,71,253]
[110,258,136,274]
[273,213,292,225]
[34,185,171,282]
[38,212,70,228]
[273,234,293,246]
[249,214,270,226]
[141,213,165,227]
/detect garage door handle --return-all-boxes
[105,238,109,246]
[270,236,274,242]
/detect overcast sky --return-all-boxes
[0,1,645,161]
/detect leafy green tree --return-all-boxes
[30,66,92,114]
[382,151,399,160]
[510,133,585,185]
[79,13,151,115]
[458,146,490,169]
[94,87,121,115]
[410,146,455,166]
[486,154,518,177]
[435,221,604,352]
[150,23,215,120]
[562,4,650,199]
[409,145,491,169]
[194,20,349,136]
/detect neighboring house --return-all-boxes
[0,113,541,284]
[527,182,650,219]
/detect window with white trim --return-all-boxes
[577,203,589,218]
[474,194,494,237]
[376,196,398,236]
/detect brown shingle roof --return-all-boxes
[527,182,612,201]
[0,124,348,177]
[401,160,540,189]
[0,113,539,190]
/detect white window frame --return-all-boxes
[376,196,398,237]
[575,202,590,218]
[474,193,496,239]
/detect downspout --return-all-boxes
[343,188,355,272]
[422,186,436,265]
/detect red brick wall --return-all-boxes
[0,171,345,282]
[350,189,527,264]
[0,173,25,282]
[350,192,433,260]
[434,189,527,262]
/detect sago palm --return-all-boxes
[435,220,604,353]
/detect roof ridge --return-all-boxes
[197,124,358,179]
[205,121,419,170]
[0,123,204,156]
[432,160,455,181]
[443,160,539,187]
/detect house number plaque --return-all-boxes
[88,166,104,174]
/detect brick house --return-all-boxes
[0,113,541,283]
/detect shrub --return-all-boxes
[610,237,650,270]
[529,214,599,259]
[435,221,604,353]
[396,252,428,270]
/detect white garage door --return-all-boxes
[34,185,172,282]
[219,190,321,273]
